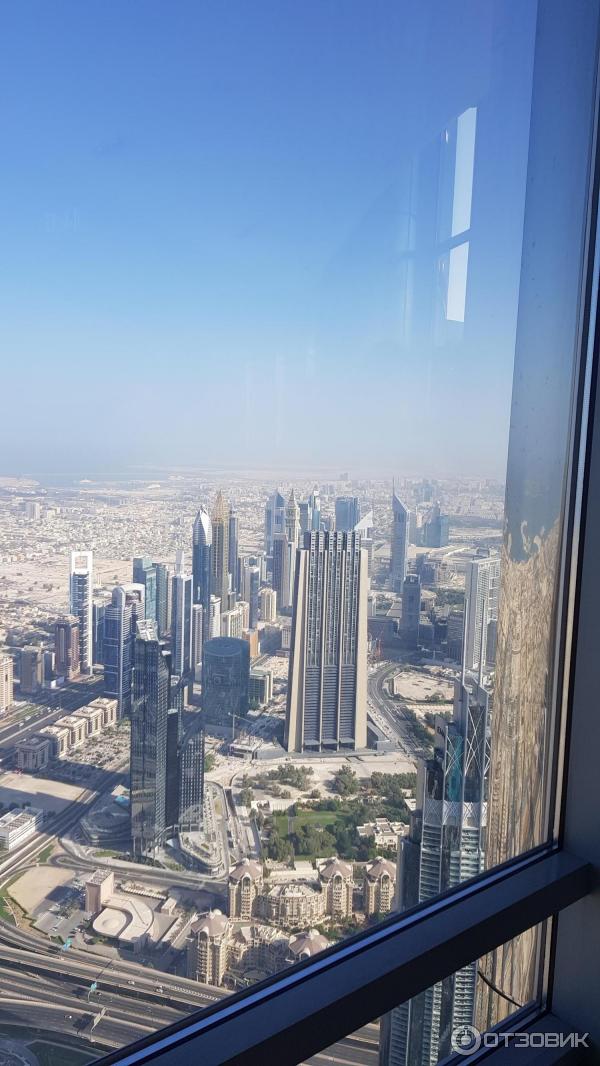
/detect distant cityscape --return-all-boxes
[0,470,503,1063]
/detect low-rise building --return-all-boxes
[88,696,118,728]
[16,734,51,771]
[72,703,104,737]
[53,714,87,748]
[356,818,406,850]
[39,723,71,758]
[0,807,43,850]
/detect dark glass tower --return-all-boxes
[165,706,181,829]
[131,620,170,857]
[154,562,169,636]
[133,556,157,622]
[103,585,143,718]
[380,671,490,1066]
[202,636,250,730]
[179,728,205,832]
[335,495,361,532]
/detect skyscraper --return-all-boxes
[179,727,205,832]
[271,534,288,611]
[208,596,221,639]
[390,492,409,594]
[171,550,193,684]
[285,488,300,548]
[285,531,368,753]
[0,653,14,713]
[299,498,312,534]
[423,502,450,548]
[202,637,250,731]
[20,646,44,695]
[259,586,277,623]
[192,506,212,644]
[211,491,230,615]
[335,495,361,532]
[192,604,204,680]
[264,489,286,555]
[69,550,93,674]
[228,505,239,599]
[464,550,500,672]
[133,557,157,623]
[309,487,321,531]
[54,616,80,680]
[380,669,490,1066]
[401,573,421,647]
[103,585,144,718]
[154,562,170,637]
[131,619,170,857]
[165,705,181,829]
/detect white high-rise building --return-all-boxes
[0,653,14,714]
[208,596,222,639]
[171,550,193,680]
[70,550,93,674]
[464,550,501,672]
[390,491,409,593]
[259,587,277,623]
[285,531,368,753]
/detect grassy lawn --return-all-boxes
[273,809,346,835]
[37,843,55,863]
[0,894,15,924]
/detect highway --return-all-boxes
[367,662,424,761]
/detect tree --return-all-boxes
[204,752,216,773]
[333,767,359,796]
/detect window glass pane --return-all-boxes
[0,0,596,1063]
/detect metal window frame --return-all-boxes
[95,848,591,1066]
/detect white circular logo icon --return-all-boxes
[451,1025,482,1055]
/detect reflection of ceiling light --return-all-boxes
[444,129,449,142]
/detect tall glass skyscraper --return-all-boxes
[192,505,212,644]
[211,491,230,616]
[69,550,93,674]
[390,492,409,594]
[202,636,250,731]
[228,505,239,599]
[154,562,170,636]
[285,531,368,753]
[133,556,157,623]
[264,489,286,555]
[103,584,144,718]
[335,495,361,532]
[171,550,193,683]
[131,620,170,858]
[380,671,490,1066]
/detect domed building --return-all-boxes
[287,928,330,964]
[318,857,354,918]
[363,857,396,916]
[228,858,264,919]
[260,881,326,928]
[187,909,231,986]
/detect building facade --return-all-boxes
[285,531,368,752]
[130,620,170,857]
[390,492,409,593]
[202,637,250,730]
[69,550,93,674]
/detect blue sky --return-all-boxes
[0,0,536,477]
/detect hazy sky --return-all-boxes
[0,0,536,478]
